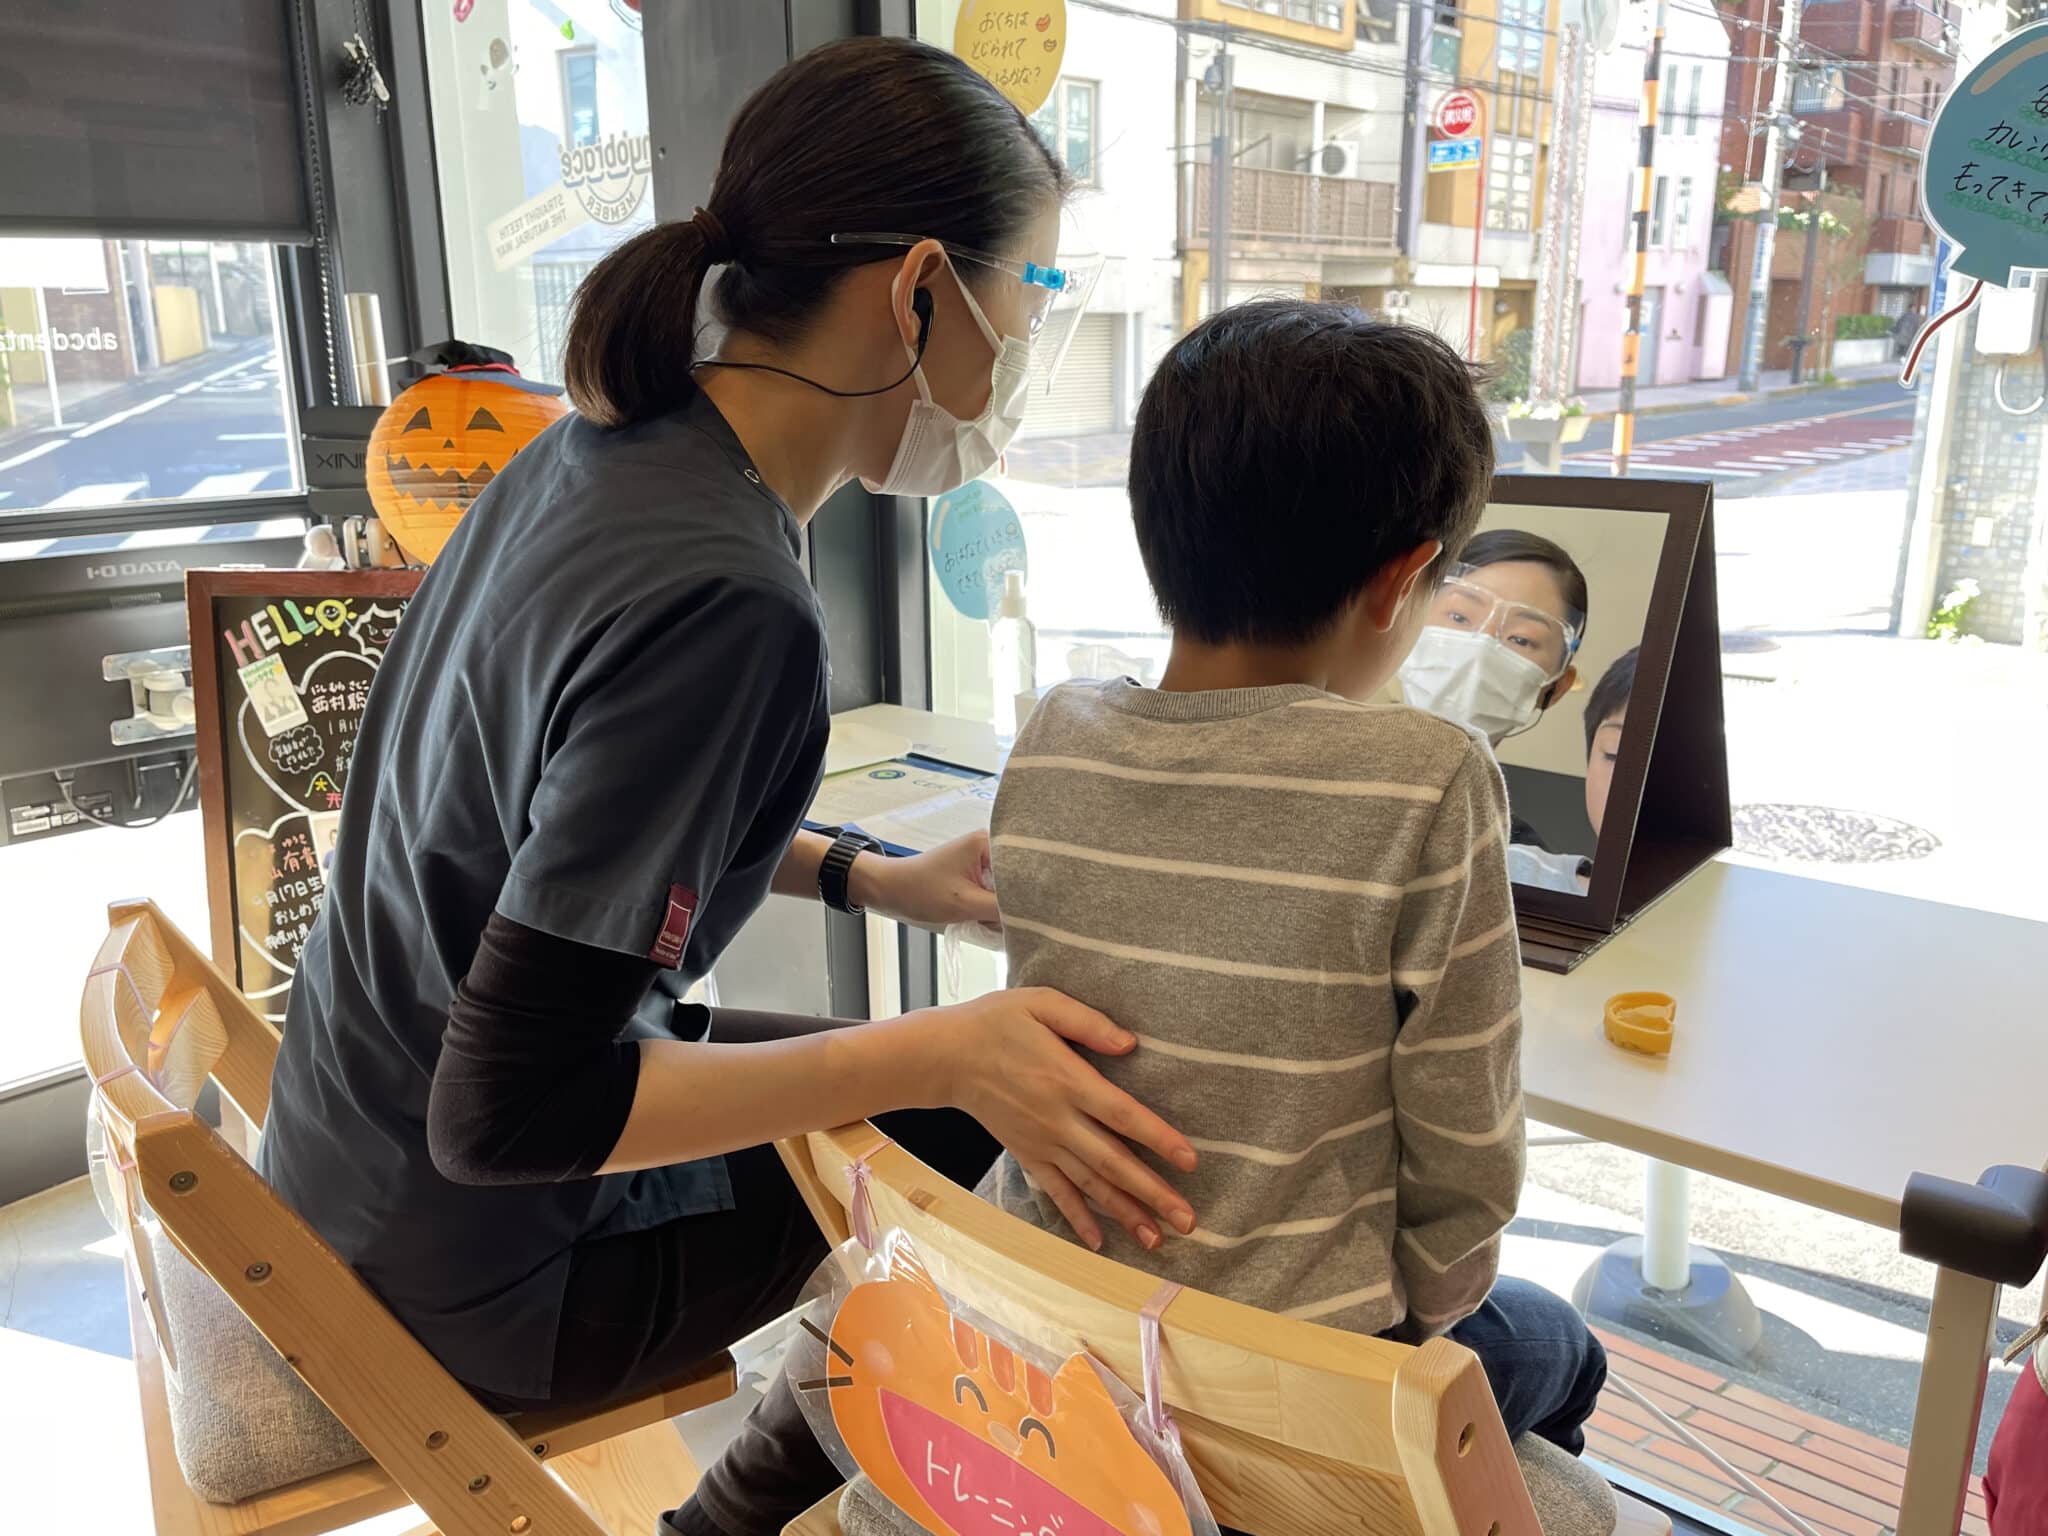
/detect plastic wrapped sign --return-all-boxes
[790,1233,1216,1536]
[1902,23,2048,379]
[1920,22,2048,287]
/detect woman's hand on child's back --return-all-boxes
[919,988,1197,1252]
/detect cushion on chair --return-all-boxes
[147,1224,369,1503]
[1515,1433,1619,1536]
[835,1435,1621,1536]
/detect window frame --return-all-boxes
[1650,173,1670,246]
[1031,78,1101,188]
[559,47,602,149]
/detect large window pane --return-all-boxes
[0,238,296,517]
[423,0,653,387]
[916,0,2035,1528]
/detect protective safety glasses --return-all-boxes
[829,232,1106,398]
[1423,563,1584,681]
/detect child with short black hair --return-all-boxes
[983,300,1607,1456]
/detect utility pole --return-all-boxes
[1737,0,1804,392]
[1206,42,1234,319]
[1789,160,1826,384]
[1612,0,1669,476]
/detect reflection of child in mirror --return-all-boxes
[1505,647,1637,896]
[1582,648,1637,842]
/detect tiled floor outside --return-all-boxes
[1587,1328,1989,1536]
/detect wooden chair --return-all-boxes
[775,1126,1637,1536]
[81,899,735,1536]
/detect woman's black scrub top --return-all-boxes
[257,391,830,1401]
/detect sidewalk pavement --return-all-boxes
[1577,361,1900,420]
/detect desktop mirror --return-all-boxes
[1398,476,1729,970]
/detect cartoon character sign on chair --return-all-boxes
[363,341,566,565]
[795,1242,1200,1536]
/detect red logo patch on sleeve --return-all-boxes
[649,885,698,969]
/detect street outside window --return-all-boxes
[0,238,296,518]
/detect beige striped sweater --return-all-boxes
[978,679,1524,1339]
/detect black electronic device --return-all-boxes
[0,522,305,847]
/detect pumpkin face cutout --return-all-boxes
[803,1252,1194,1536]
[364,361,565,565]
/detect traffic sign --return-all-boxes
[1427,138,1482,171]
[1435,89,1480,138]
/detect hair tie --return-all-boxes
[690,205,735,264]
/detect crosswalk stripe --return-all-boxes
[1709,463,1765,476]
[72,393,174,439]
[181,471,270,498]
[44,481,148,507]
[0,439,66,473]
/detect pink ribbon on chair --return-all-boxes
[846,1138,894,1251]
[1140,1280,1186,1446]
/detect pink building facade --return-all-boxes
[1573,1,1735,391]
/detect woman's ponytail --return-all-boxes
[562,217,719,429]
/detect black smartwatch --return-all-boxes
[818,829,885,915]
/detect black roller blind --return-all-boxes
[0,0,312,242]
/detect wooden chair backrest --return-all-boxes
[79,900,609,1536]
[777,1126,1543,1536]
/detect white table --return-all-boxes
[1522,859,2047,1534]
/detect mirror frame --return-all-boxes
[1481,474,1718,940]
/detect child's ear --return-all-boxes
[1369,540,1444,632]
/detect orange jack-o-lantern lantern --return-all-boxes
[804,1250,1194,1536]
[364,340,566,565]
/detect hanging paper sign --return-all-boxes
[955,0,1067,116]
[930,480,1028,622]
[1920,23,2048,286]
[1900,23,2048,381]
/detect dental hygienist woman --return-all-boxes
[1398,530,1591,892]
[255,37,1196,1536]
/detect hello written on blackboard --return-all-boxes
[222,596,364,667]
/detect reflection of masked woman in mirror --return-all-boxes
[1398,532,1587,865]
[1399,529,1587,747]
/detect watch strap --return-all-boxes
[819,830,884,914]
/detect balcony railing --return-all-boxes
[1887,3,1953,59]
[1877,114,1925,156]
[1870,214,1931,255]
[1790,107,1868,165]
[1189,164,1400,255]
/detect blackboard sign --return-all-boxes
[189,570,422,1022]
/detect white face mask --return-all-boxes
[866,264,1032,498]
[1398,625,1552,742]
